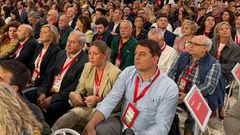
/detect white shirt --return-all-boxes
[158,45,178,74]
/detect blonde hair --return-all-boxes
[0,84,41,135]
[145,6,156,23]
[214,21,231,37]
[214,22,235,44]
[182,20,198,34]
[42,24,59,44]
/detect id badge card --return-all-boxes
[31,69,39,82]
[177,76,188,93]
[121,103,139,128]
[52,76,61,93]
[115,59,121,68]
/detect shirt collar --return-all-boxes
[66,49,82,59]
[137,67,159,82]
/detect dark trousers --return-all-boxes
[179,104,195,135]
[96,116,123,135]
[23,87,71,126]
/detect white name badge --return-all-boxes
[115,59,121,68]
[31,70,39,82]
[177,76,189,93]
[52,76,61,93]
[122,103,139,128]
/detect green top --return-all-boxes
[110,35,137,70]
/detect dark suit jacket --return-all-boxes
[58,26,73,49]
[70,16,78,29]
[38,50,88,103]
[133,28,148,40]
[164,30,176,47]
[92,30,113,47]
[108,21,120,35]
[29,43,61,87]
[143,21,152,31]
[125,15,134,23]
[20,9,28,24]
[33,21,46,39]
[6,37,38,66]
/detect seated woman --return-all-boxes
[0,84,41,135]
[173,20,198,54]
[75,15,93,49]
[52,40,121,132]
[210,22,240,122]
[29,24,60,87]
[133,16,148,40]
[0,21,20,59]
[196,15,216,39]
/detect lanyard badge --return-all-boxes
[177,76,189,93]
[122,69,160,128]
[122,103,139,128]
[51,76,61,93]
[177,63,197,93]
[31,69,39,83]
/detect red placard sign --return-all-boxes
[184,85,212,132]
[231,63,240,85]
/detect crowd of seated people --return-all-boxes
[1,0,240,135]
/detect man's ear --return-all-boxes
[11,85,19,93]
[153,55,159,64]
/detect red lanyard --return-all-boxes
[161,43,166,52]
[214,41,221,59]
[203,29,209,37]
[59,56,76,76]
[117,38,123,59]
[133,69,160,103]
[236,34,239,44]
[35,49,46,71]
[95,69,104,97]
[11,42,25,58]
[185,63,197,77]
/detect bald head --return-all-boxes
[17,24,33,41]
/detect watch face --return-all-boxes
[123,128,135,135]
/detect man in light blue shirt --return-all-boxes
[83,39,179,135]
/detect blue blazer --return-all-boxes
[164,30,176,47]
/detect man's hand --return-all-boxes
[41,96,52,109]
[82,123,96,135]
[37,93,46,107]
[69,92,86,107]
[178,92,186,104]
[85,96,102,107]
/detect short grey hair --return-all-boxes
[192,35,212,51]
[148,28,163,39]
[27,11,40,19]
[70,31,86,46]
[121,20,133,30]
[204,36,212,51]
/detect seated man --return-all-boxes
[93,17,113,46]
[3,24,38,66]
[24,31,88,126]
[148,28,177,74]
[57,15,73,49]
[110,20,137,70]
[168,35,221,134]
[83,39,179,135]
